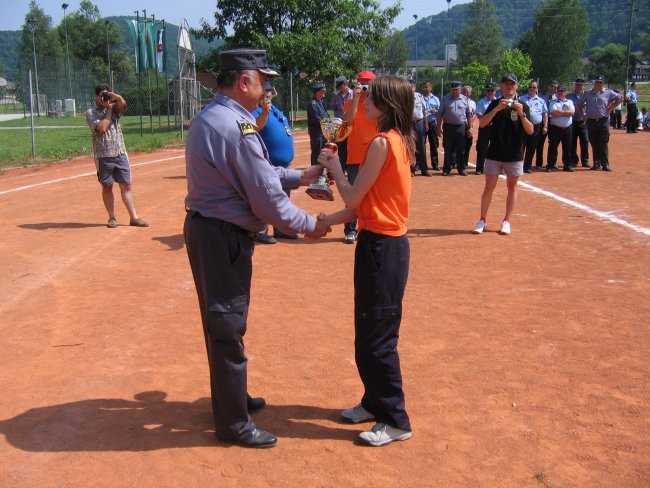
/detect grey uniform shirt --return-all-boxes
[578,89,623,120]
[438,93,471,125]
[185,92,315,235]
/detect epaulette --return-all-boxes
[238,121,256,136]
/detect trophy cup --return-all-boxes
[306,117,353,201]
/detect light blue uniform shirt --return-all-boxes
[626,89,638,103]
[413,92,426,121]
[549,99,574,128]
[567,92,586,121]
[185,92,315,235]
[520,94,548,125]
[476,96,496,116]
[423,93,440,123]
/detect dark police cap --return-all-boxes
[263,80,273,91]
[408,78,416,85]
[501,73,518,83]
[450,81,462,89]
[484,83,495,90]
[313,82,327,92]
[594,74,606,82]
[218,48,279,76]
[574,78,586,84]
[558,85,568,92]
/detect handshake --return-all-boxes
[304,212,332,240]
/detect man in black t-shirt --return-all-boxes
[472,73,534,236]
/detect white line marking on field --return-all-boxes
[515,179,650,237]
[0,155,184,196]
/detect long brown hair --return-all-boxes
[368,75,416,161]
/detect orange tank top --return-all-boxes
[357,130,411,237]
[343,98,379,165]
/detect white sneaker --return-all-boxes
[341,404,375,423]
[499,220,511,235]
[472,220,487,234]
[358,423,412,447]
[343,233,356,244]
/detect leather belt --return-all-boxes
[186,208,256,239]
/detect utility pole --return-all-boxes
[625,0,638,93]
[413,14,418,82]
[61,3,72,99]
[446,0,452,80]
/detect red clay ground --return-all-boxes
[0,128,648,487]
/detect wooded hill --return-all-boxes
[404,0,649,59]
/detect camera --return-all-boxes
[101,92,114,103]
[358,84,369,92]
[503,99,514,108]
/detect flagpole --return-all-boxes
[135,10,143,136]
[143,9,153,134]
[153,14,161,130]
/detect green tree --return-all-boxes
[587,44,629,86]
[18,1,63,62]
[518,0,588,87]
[452,61,490,97]
[373,29,409,74]
[195,0,400,112]
[453,0,503,69]
[638,33,650,57]
[495,48,532,88]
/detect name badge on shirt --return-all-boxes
[239,121,256,136]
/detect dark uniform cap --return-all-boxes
[218,48,279,76]
[408,78,416,85]
[450,81,462,89]
[263,80,273,91]
[574,78,586,85]
[558,85,568,92]
[501,73,518,83]
[484,83,495,90]
[313,82,326,92]
[594,74,606,82]
[335,75,347,89]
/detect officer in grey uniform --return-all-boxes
[184,49,330,448]
[410,78,431,176]
[577,74,623,172]
[437,81,472,176]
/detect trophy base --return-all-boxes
[306,185,334,201]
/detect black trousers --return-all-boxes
[535,128,547,167]
[413,119,428,173]
[626,103,638,132]
[354,230,411,431]
[442,122,467,173]
[547,125,573,169]
[464,132,473,168]
[523,123,543,172]
[475,126,491,172]
[184,211,256,439]
[426,121,439,169]
[309,131,326,166]
[570,120,590,166]
[587,117,611,167]
[337,139,348,172]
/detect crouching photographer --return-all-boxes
[86,84,148,228]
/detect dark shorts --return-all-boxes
[96,154,131,186]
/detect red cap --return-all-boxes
[357,70,376,82]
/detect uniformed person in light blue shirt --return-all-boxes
[519,81,549,173]
[625,82,639,133]
[184,48,330,449]
[546,85,575,172]
[422,81,440,170]
[410,78,431,176]
[567,78,591,168]
[475,83,497,174]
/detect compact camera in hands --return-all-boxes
[357,84,369,92]
[503,99,514,108]
[101,92,115,103]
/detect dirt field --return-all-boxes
[0,128,648,488]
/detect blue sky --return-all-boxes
[1,0,468,32]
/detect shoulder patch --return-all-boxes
[238,121,256,136]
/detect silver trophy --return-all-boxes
[306,118,353,201]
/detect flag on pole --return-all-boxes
[156,27,165,73]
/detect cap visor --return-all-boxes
[258,68,280,77]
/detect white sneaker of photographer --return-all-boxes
[358,423,412,447]
[499,220,511,235]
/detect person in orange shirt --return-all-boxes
[341,70,379,244]
[317,75,414,447]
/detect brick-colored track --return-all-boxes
[0,128,648,487]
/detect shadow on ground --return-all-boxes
[0,391,353,451]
